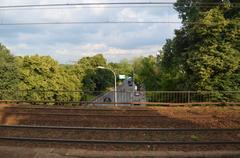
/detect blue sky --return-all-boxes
[0,0,181,63]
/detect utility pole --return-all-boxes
[132,68,135,103]
[97,66,117,106]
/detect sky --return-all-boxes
[0,0,181,63]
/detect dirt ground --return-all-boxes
[0,104,239,151]
[0,104,239,128]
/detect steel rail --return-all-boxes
[3,112,239,119]
[2,106,157,112]
[0,125,239,132]
[0,137,239,145]
[3,112,170,117]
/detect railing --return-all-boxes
[0,90,240,105]
[145,91,240,103]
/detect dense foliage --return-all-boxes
[0,47,133,101]
[15,55,82,101]
[0,1,239,102]
[132,0,240,92]
[0,44,19,91]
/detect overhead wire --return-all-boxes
[0,2,239,26]
[0,21,182,25]
[0,6,174,11]
[0,2,239,9]
[1,5,240,11]
[0,21,239,26]
[0,2,188,9]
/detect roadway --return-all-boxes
[93,79,146,106]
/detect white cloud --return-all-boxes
[6,42,161,63]
[119,8,138,20]
[0,0,181,63]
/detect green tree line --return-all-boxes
[131,0,240,102]
[0,45,132,101]
[133,0,240,94]
[0,0,239,102]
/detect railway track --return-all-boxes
[1,106,237,118]
[0,105,239,128]
[1,137,240,145]
[0,124,239,145]
[1,124,239,131]
[0,104,239,151]
[1,112,173,117]
[0,105,158,111]
[1,111,238,122]
[0,105,161,116]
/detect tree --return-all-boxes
[133,56,161,90]
[0,44,19,99]
[109,59,133,81]
[186,8,240,91]
[16,55,82,101]
[174,0,240,23]
[77,54,113,93]
[160,0,240,92]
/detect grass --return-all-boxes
[190,135,201,141]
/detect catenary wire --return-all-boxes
[0,2,239,9]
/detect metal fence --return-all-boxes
[145,91,240,104]
[0,90,240,105]
[0,90,102,102]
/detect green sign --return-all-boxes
[119,75,126,80]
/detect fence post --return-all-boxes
[188,91,191,104]
[16,90,19,101]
